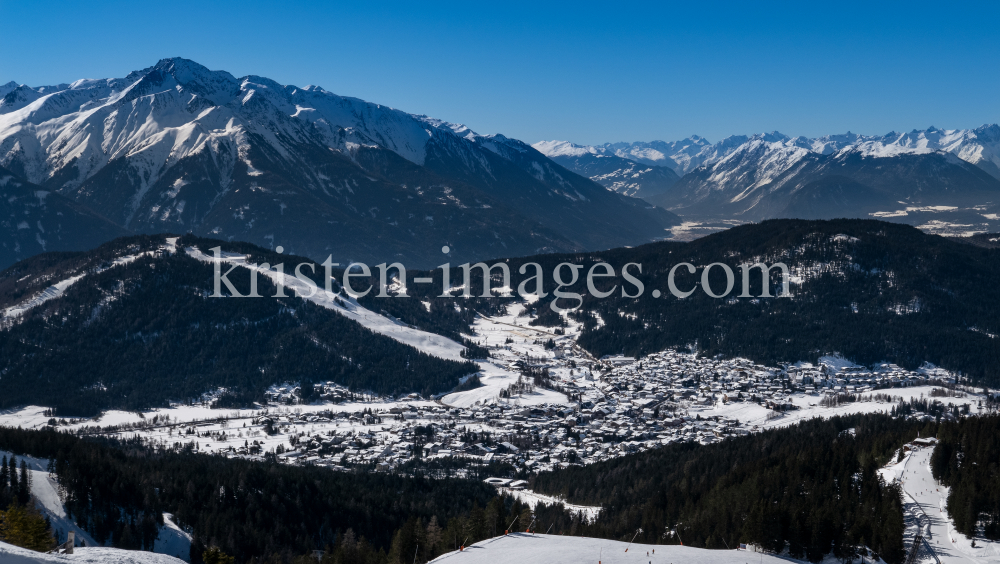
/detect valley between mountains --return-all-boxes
[2,59,1000,564]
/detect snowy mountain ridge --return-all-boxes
[536,124,1000,180]
[538,127,1000,235]
[0,58,450,192]
[2,57,643,200]
[0,58,678,269]
[530,141,681,199]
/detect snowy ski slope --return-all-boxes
[0,540,185,564]
[430,533,796,564]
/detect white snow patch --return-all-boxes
[0,540,186,564]
[430,534,800,564]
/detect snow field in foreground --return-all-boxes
[429,533,792,564]
[0,540,185,564]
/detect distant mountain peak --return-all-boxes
[0,81,18,98]
[532,140,599,158]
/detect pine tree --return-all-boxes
[18,461,30,504]
[0,502,55,552]
[425,516,441,557]
[340,528,357,553]
[202,546,235,564]
[8,458,17,495]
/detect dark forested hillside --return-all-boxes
[5,218,1000,417]
[931,415,1000,539]
[395,219,1000,386]
[0,416,945,564]
[570,220,1000,384]
[531,414,928,564]
[0,236,476,416]
[0,427,506,563]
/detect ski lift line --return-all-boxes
[625,528,643,552]
[921,537,941,564]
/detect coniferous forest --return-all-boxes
[394,220,1000,386]
[529,414,933,564]
[0,427,505,563]
[0,237,477,416]
[3,219,1000,419]
[0,415,955,564]
[931,415,1000,539]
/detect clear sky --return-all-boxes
[3,0,998,146]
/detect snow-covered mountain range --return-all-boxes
[0,59,678,269]
[538,126,1000,179]
[535,126,1000,234]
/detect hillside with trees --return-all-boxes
[529,414,932,564]
[0,237,476,416]
[931,415,1000,539]
[394,219,1000,386]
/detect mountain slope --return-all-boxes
[646,133,813,216]
[429,534,805,564]
[0,540,186,564]
[0,58,678,268]
[428,133,679,248]
[547,126,1000,235]
[772,175,897,220]
[770,147,1000,210]
[396,219,1000,385]
[0,235,477,415]
[648,141,1000,232]
[532,140,680,200]
[871,124,1000,180]
[0,165,129,268]
[570,219,1000,384]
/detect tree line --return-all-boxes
[0,454,56,552]
[529,414,935,564]
[0,427,509,562]
[931,415,1000,539]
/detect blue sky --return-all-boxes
[3,0,998,145]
